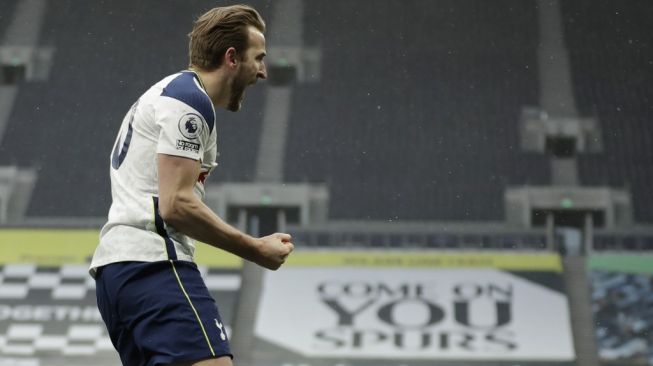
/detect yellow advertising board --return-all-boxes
[0,229,561,271]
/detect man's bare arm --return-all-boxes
[157,153,293,270]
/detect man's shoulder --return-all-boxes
[159,71,215,133]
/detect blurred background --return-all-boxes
[0,0,652,365]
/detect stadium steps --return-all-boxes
[0,165,37,223]
[563,255,600,366]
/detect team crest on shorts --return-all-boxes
[178,113,203,140]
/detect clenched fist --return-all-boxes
[254,232,294,270]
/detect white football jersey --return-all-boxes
[90,71,217,276]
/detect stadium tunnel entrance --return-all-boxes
[227,205,300,236]
[532,209,605,255]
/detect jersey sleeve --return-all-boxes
[155,98,210,161]
[154,72,215,161]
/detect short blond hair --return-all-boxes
[188,4,266,70]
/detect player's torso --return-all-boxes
[91,72,218,272]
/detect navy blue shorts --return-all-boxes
[95,260,232,366]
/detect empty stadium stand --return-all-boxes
[562,0,653,223]
[2,0,651,227]
[285,0,549,221]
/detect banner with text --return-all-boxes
[254,253,575,364]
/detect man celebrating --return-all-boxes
[90,5,293,366]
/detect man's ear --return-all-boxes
[225,47,238,68]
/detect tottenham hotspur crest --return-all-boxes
[178,113,203,139]
[215,319,227,341]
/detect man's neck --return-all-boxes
[189,67,230,109]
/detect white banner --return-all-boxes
[255,268,575,361]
